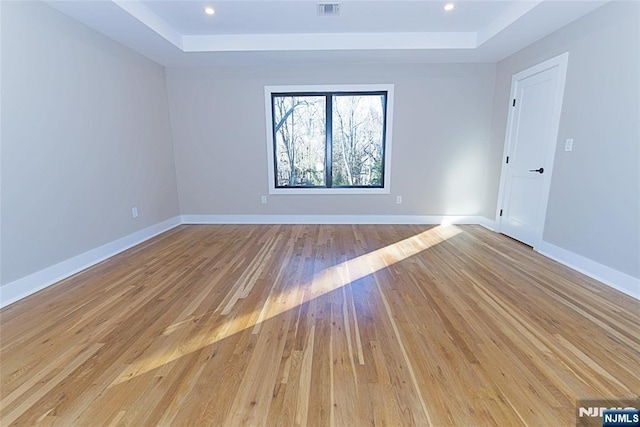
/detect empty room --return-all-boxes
[1,0,639,425]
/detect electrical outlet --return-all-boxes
[396,196,402,204]
[564,138,574,152]
[261,195,267,204]
[131,206,139,218]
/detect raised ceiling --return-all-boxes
[45,0,608,66]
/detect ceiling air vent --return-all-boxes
[317,3,340,16]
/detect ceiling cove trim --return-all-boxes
[476,1,542,46]
[183,32,477,52]
[109,0,541,53]
[113,0,184,49]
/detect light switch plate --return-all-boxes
[565,138,574,152]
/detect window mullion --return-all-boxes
[271,94,279,189]
[325,94,333,188]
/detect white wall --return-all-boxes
[1,2,180,286]
[166,63,497,218]
[489,1,640,281]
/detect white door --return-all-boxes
[497,53,568,247]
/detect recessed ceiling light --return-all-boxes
[204,6,215,16]
[444,3,455,11]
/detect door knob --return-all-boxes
[529,167,544,174]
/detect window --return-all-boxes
[265,85,393,194]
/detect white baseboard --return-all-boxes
[181,214,496,228]
[536,241,640,301]
[0,216,182,308]
[10,215,636,309]
[475,217,496,231]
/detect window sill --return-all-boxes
[269,187,390,195]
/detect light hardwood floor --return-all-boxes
[1,224,638,426]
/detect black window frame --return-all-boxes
[270,90,389,190]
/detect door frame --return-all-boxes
[495,52,569,249]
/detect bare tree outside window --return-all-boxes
[273,95,325,187]
[271,91,387,189]
[332,94,384,187]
